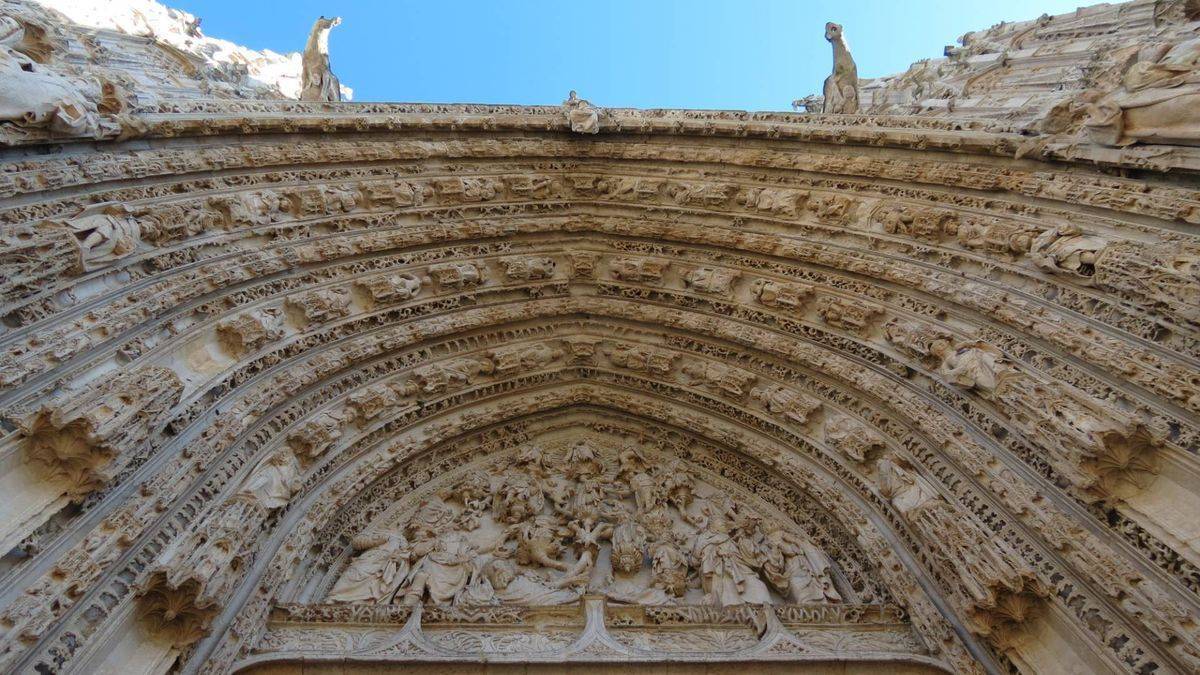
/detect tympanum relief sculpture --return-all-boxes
[327,440,844,610]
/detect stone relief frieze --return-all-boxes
[322,438,852,616]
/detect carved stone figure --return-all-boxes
[563,90,600,134]
[357,272,422,303]
[940,342,1008,392]
[300,16,342,102]
[412,356,494,394]
[650,539,689,597]
[401,530,478,605]
[1083,35,1200,146]
[883,318,953,368]
[608,343,678,374]
[1029,224,1108,281]
[0,16,100,138]
[217,307,285,355]
[48,204,152,272]
[328,530,412,603]
[610,257,668,283]
[691,506,771,606]
[752,279,813,309]
[821,22,859,114]
[751,385,822,426]
[956,217,1041,258]
[511,515,570,572]
[610,516,647,574]
[286,287,353,324]
[426,262,485,289]
[502,255,556,281]
[684,267,740,295]
[760,523,842,603]
[287,409,344,458]
[493,472,546,524]
[816,296,881,333]
[681,361,757,398]
[489,343,565,375]
[485,559,579,605]
[236,448,302,509]
[824,415,885,463]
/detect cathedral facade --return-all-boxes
[0,0,1198,673]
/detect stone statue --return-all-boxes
[1084,35,1200,147]
[821,22,858,114]
[0,16,100,138]
[1030,224,1108,280]
[53,204,152,272]
[485,559,579,605]
[300,16,342,102]
[236,448,302,510]
[759,523,842,603]
[400,530,477,605]
[328,530,412,603]
[690,506,771,606]
[562,90,600,134]
[940,342,1008,393]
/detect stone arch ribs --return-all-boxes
[0,103,1198,675]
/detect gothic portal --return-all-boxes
[0,1,1199,673]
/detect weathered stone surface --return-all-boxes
[0,2,1198,675]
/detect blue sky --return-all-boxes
[175,0,1088,110]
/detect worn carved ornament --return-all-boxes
[0,1,1198,674]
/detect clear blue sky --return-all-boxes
[175,0,1088,110]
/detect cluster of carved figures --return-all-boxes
[328,442,841,609]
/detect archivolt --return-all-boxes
[0,118,1198,675]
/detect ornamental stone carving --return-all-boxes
[2,3,1200,674]
[17,367,183,498]
[821,22,859,114]
[0,16,101,139]
[300,16,341,102]
[217,307,285,355]
[876,456,1043,638]
[356,272,423,304]
[563,90,600,134]
[1083,33,1200,147]
[326,441,847,613]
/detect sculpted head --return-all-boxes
[485,558,517,590]
[825,22,843,42]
